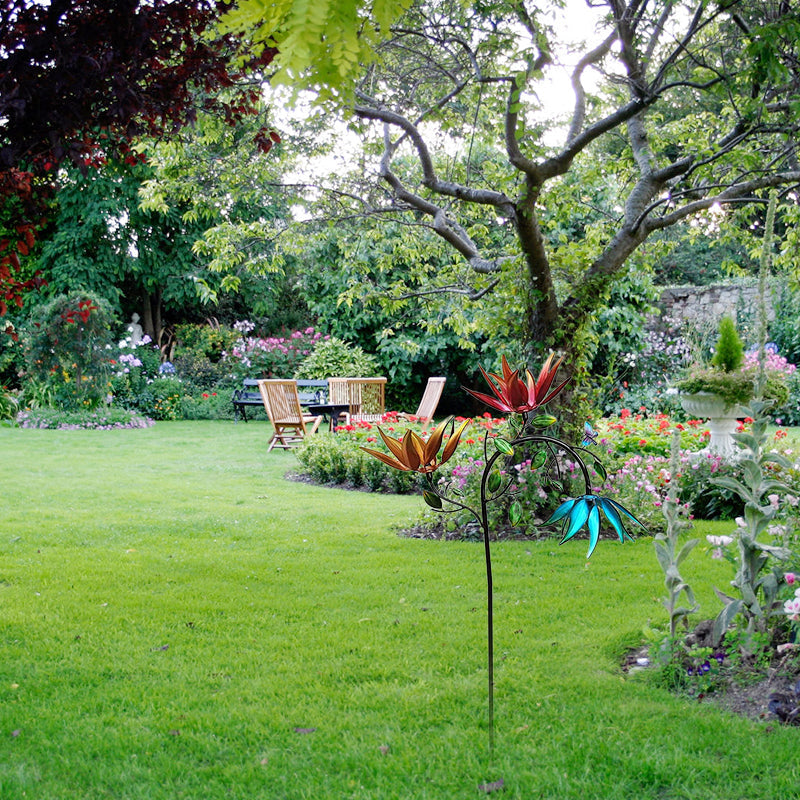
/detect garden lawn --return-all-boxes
[1,421,797,800]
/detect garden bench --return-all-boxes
[232,379,328,422]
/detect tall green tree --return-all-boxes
[139,108,298,323]
[36,154,214,341]
[227,0,800,422]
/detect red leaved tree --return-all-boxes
[0,0,274,320]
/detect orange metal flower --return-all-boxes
[361,416,471,473]
[464,354,569,414]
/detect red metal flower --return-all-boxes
[464,354,569,414]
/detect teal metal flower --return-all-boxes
[545,495,644,558]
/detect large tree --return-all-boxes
[35,152,217,341]
[0,0,274,317]
[226,0,800,411]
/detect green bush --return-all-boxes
[109,338,162,411]
[172,350,235,393]
[180,391,234,420]
[174,322,238,364]
[779,370,800,426]
[296,409,796,538]
[0,323,24,390]
[145,377,187,421]
[769,284,800,365]
[296,420,424,493]
[295,336,379,379]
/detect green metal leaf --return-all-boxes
[531,450,547,470]
[530,414,557,428]
[423,490,442,509]
[509,500,523,526]
[594,460,607,481]
[494,437,514,456]
[487,470,503,493]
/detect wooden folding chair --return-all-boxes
[258,380,322,451]
[400,377,446,428]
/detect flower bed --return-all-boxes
[17,407,154,430]
[297,407,798,539]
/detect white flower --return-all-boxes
[734,517,746,529]
[784,597,800,621]
[707,535,733,547]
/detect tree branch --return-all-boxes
[354,101,517,215]
[567,31,617,145]
[645,171,800,232]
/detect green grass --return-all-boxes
[1,421,798,799]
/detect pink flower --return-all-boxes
[786,573,796,585]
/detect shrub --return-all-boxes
[145,377,187,421]
[295,336,379,379]
[769,283,800,365]
[22,291,117,410]
[171,350,235,393]
[598,409,709,458]
[174,322,238,364]
[0,322,24,390]
[109,336,163,411]
[778,370,800,426]
[296,417,428,493]
[180,391,233,420]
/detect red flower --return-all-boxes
[464,354,568,414]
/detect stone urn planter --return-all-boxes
[679,391,745,460]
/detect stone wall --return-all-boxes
[654,280,775,329]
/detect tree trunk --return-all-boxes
[142,297,155,342]
[152,289,162,345]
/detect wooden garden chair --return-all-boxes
[327,377,387,425]
[399,376,446,428]
[257,379,322,451]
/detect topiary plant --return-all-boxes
[711,316,744,373]
[676,316,754,407]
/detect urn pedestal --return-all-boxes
[679,392,744,460]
